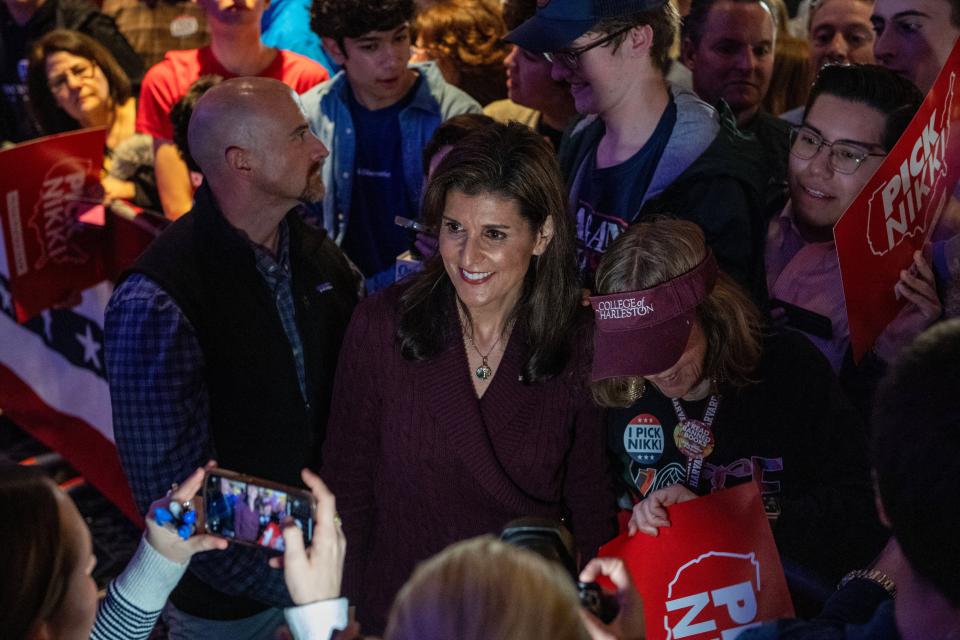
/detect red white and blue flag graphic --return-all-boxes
[0,129,149,524]
[0,269,140,522]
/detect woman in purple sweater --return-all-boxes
[321,122,618,633]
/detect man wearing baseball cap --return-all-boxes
[506,0,768,300]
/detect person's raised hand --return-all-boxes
[145,464,228,564]
[579,557,645,640]
[895,248,941,321]
[627,484,697,537]
[414,231,438,260]
[274,469,346,605]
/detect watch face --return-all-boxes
[841,570,896,598]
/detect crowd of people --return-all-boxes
[2,0,960,637]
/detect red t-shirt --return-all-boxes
[136,46,329,141]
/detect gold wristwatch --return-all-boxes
[838,569,897,599]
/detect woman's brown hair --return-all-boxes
[27,29,132,134]
[591,218,763,407]
[0,464,79,637]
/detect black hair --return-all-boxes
[872,319,960,607]
[398,121,580,383]
[804,64,924,151]
[682,0,777,48]
[311,0,414,46]
[170,74,224,174]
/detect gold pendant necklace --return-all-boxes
[466,330,504,380]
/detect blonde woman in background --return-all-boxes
[385,536,645,640]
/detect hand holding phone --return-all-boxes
[146,465,228,564]
[271,469,346,605]
[202,468,316,553]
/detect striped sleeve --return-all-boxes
[90,538,188,640]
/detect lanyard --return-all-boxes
[672,394,721,489]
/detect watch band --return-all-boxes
[838,569,897,599]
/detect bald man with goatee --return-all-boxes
[104,77,358,638]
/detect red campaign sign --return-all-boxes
[103,200,169,281]
[599,483,794,640]
[835,39,960,361]
[0,128,108,322]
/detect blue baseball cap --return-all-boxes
[505,0,667,53]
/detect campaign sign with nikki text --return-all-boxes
[0,128,108,321]
[599,483,794,640]
[834,39,960,361]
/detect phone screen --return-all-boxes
[204,473,314,551]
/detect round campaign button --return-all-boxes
[623,413,664,465]
[673,419,715,459]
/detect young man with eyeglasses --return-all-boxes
[506,0,768,298]
[766,64,939,410]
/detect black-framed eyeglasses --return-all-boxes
[543,26,633,70]
[789,125,887,175]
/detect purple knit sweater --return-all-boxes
[321,286,619,634]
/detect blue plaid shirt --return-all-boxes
[105,220,301,608]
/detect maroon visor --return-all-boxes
[589,252,719,381]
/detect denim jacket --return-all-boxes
[299,61,480,243]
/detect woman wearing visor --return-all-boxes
[588,219,884,589]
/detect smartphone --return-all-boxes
[202,468,315,552]
[394,215,433,235]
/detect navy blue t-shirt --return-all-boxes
[341,75,422,286]
[573,96,677,282]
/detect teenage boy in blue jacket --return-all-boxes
[302,0,480,292]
